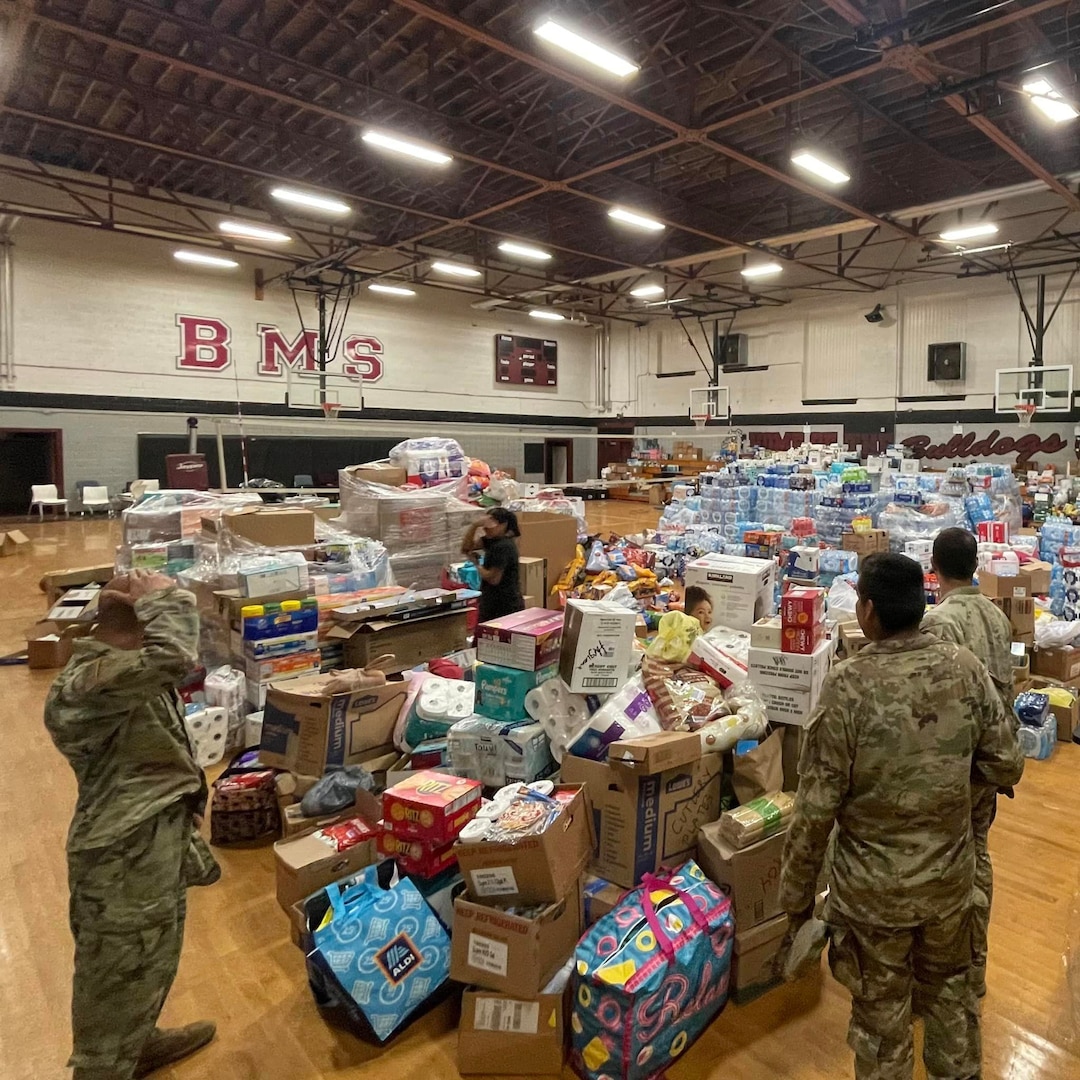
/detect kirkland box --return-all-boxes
[696,821,787,930]
[450,884,583,998]
[560,744,723,889]
[476,608,564,671]
[683,555,777,632]
[259,674,409,775]
[559,599,637,693]
[458,981,570,1076]
[455,786,593,905]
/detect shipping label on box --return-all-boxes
[458,986,569,1077]
[558,600,636,693]
[476,608,565,671]
[382,771,482,846]
[696,822,787,930]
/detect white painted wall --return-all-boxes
[4,220,600,416]
[609,272,1080,419]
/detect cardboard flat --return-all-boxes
[458,985,569,1076]
[222,506,317,548]
[560,752,723,889]
[517,512,579,611]
[273,818,378,912]
[39,564,115,606]
[696,822,788,931]
[0,529,30,557]
[731,912,788,1003]
[519,557,547,608]
[455,787,593,904]
[259,675,408,776]
[450,885,583,998]
[328,610,469,673]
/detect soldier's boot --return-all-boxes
[133,1021,216,1078]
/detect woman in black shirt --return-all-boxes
[463,507,525,622]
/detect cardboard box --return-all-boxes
[731,913,788,1003]
[1031,647,1080,684]
[978,571,1029,601]
[683,555,777,632]
[781,586,826,629]
[523,595,539,609]
[25,620,93,669]
[781,623,827,656]
[519,556,547,607]
[560,751,723,889]
[476,608,564,671]
[841,530,889,563]
[458,984,569,1076]
[383,770,482,846]
[696,822,787,930]
[46,586,101,623]
[0,529,30,556]
[475,662,558,723]
[755,682,821,727]
[39,564,115,606]
[222,506,317,548]
[559,599,636,693]
[328,610,470,673]
[245,650,321,685]
[259,674,409,775]
[377,827,459,879]
[750,616,783,651]
[273,817,378,912]
[455,787,593,904]
[583,874,625,927]
[517,512,579,611]
[606,731,701,773]
[838,620,869,659]
[748,638,833,692]
[1019,560,1052,595]
[450,885,583,998]
[997,596,1035,644]
[342,461,407,489]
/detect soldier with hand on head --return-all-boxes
[780,553,1023,1080]
[922,527,1020,998]
[44,569,220,1080]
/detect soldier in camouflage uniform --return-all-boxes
[44,570,220,1080]
[781,554,1023,1080]
[922,527,1018,998]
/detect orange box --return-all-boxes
[781,586,826,628]
[382,770,482,846]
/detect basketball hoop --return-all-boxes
[692,413,712,431]
[321,401,342,422]
[1013,403,1037,428]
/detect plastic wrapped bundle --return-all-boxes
[388,437,467,486]
[718,791,795,849]
[878,498,969,551]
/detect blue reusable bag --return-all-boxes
[569,860,734,1080]
[305,863,452,1045]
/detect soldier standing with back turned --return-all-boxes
[781,553,1023,1080]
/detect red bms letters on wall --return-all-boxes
[176,315,231,371]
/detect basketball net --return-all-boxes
[321,401,342,421]
[692,413,712,431]
[1013,403,1036,429]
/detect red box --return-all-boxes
[377,825,459,879]
[382,770,482,846]
[781,586,826,629]
[977,521,1008,544]
[781,623,827,655]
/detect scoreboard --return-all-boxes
[495,334,558,387]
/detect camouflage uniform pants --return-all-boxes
[67,803,189,1079]
[970,784,997,979]
[828,905,980,1080]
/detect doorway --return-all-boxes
[0,428,64,515]
[544,439,574,485]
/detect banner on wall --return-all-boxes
[175,315,384,382]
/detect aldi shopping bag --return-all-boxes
[305,862,452,1045]
[570,860,734,1080]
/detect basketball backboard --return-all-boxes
[285,367,364,416]
[689,385,731,423]
[995,365,1073,413]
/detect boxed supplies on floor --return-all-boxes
[259,674,409,775]
[274,817,378,912]
[458,974,571,1076]
[1028,681,1080,742]
[1031,647,1080,683]
[1019,560,1052,595]
[327,610,470,673]
[559,599,636,693]
[696,821,787,929]
[383,771,482,846]
[0,529,30,556]
[560,734,723,889]
[476,608,564,671]
[455,786,593,904]
[221,506,317,548]
[451,885,583,998]
[517,512,579,611]
[841,529,889,562]
[978,570,1029,601]
[731,913,788,1003]
[748,638,833,726]
[25,621,94,669]
[475,661,559,723]
[683,554,777,632]
[377,827,459,879]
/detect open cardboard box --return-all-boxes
[326,610,470,673]
[39,564,115,606]
[25,620,94,669]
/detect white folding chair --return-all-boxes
[29,484,68,520]
[81,485,111,516]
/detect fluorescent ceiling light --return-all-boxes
[608,206,665,232]
[270,187,350,214]
[938,223,999,243]
[791,150,851,185]
[1022,78,1080,123]
[630,283,665,297]
[218,220,291,243]
[361,129,453,166]
[173,250,239,269]
[529,309,565,321]
[534,20,638,78]
[498,240,552,262]
[369,282,416,296]
[741,262,783,279]
[431,260,483,278]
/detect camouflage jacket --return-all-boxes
[780,632,1024,927]
[922,586,1014,702]
[44,587,206,851]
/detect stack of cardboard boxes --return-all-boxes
[980,569,1035,648]
[841,528,889,566]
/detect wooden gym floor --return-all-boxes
[2,510,1079,1080]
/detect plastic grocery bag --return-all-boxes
[305,862,452,1045]
[646,610,701,664]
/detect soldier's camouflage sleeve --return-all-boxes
[780,671,854,917]
[971,665,1024,790]
[58,588,199,713]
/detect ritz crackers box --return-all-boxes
[382,771,482,846]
